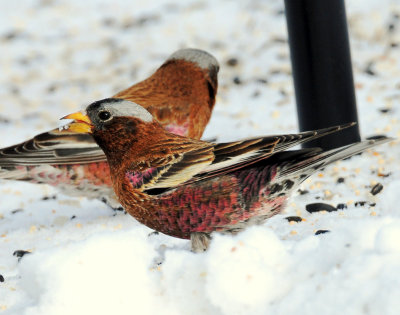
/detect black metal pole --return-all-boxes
[284,0,360,149]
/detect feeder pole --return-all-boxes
[284,0,360,149]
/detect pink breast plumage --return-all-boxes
[164,122,190,137]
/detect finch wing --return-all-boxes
[0,128,105,166]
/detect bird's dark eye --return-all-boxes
[98,111,111,121]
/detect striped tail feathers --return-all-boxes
[204,122,356,176]
[0,129,105,166]
[213,122,356,159]
[275,136,393,182]
[272,122,356,152]
[177,123,359,186]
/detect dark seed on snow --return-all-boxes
[226,58,238,67]
[337,177,345,184]
[336,203,347,210]
[256,78,268,84]
[42,195,57,201]
[298,189,309,195]
[364,62,376,76]
[71,215,76,220]
[13,250,31,258]
[315,230,330,235]
[379,108,391,113]
[233,76,242,85]
[3,30,19,41]
[355,201,367,207]
[11,208,23,214]
[306,203,336,213]
[0,274,4,282]
[370,183,384,195]
[103,17,116,27]
[0,115,10,123]
[285,216,303,223]
[366,135,387,141]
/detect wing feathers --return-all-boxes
[152,123,358,187]
[0,128,104,166]
[276,136,393,181]
[147,145,215,188]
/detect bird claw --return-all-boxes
[100,196,125,212]
[190,232,211,252]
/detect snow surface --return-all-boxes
[1,0,400,314]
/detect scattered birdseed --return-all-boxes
[355,201,368,207]
[336,203,348,210]
[252,90,260,98]
[324,190,333,199]
[315,230,330,235]
[285,216,302,223]
[11,209,23,214]
[0,274,4,282]
[226,58,238,67]
[42,195,57,201]
[370,183,384,195]
[306,203,337,213]
[364,61,376,76]
[232,76,242,84]
[271,110,280,119]
[256,78,268,84]
[13,250,31,260]
[366,135,388,141]
[148,231,159,237]
[0,115,10,123]
[113,224,122,230]
[388,23,395,33]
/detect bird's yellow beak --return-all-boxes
[61,111,93,133]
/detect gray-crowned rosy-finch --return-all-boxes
[63,98,391,251]
[0,48,219,207]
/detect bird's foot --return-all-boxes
[100,196,125,212]
[190,232,211,252]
